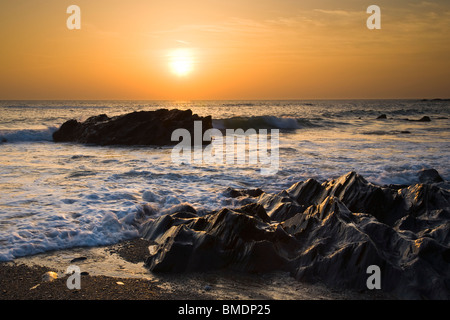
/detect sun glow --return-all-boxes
[168,48,194,77]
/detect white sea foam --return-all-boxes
[0,207,140,261]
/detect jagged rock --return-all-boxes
[282,196,450,299]
[376,114,387,119]
[223,187,264,198]
[160,203,198,216]
[139,170,450,299]
[281,172,398,225]
[234,203,271,223]
[52,109,212,146]
[258,191,305,222]
[141,208,299,273]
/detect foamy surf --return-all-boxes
[0,207,140,262]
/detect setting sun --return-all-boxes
[0,0,449,100]
[168,48,194,77]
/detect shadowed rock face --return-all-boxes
[52,109,212,146]
[140,171,450,299]
[418,168,444,184]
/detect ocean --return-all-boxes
[0,99,449,262]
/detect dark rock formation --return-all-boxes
[376,114,387,119]
[418,168,444,184]
[52,109,212,146]
[139,171,450,299]
[404,116,432,122]
[141,206,297,273]
[417,116,431,122]
[223,187,264,198]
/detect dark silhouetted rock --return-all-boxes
[281,172,398,225]
[141,207,299,273]
[70,257,87,263]
[405,116,432,122]
[53,109,212,146]
[223,187,264,198]
[139,171,450,299]
[376,114,387,119]
[418,168,444,184]
[417,116,431,122]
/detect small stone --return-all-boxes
[204,285,212,291]
[42,271,58,282]
[70,257,87,263]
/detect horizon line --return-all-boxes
[1,98,448,102]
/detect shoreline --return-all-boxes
[1,170,448,300]
[0,238,392,300]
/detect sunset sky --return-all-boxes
[1,0,449,100]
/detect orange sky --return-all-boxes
[1,0,449,100]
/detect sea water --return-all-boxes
[0,100,449,261]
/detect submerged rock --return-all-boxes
[404,116,432,122]
[140,170,450,299]
[417,116,432,122]
[223,187,264,198]
[418,168,444,184]
[52,109,212,146]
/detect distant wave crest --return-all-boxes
[0,127,57,143]
[213,116,318,130]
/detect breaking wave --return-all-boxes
[213,116,319,130]
[0,127,58,143]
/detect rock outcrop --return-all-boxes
[418,168,444,184]
[53,109,212,146]
[139,171,450,299]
